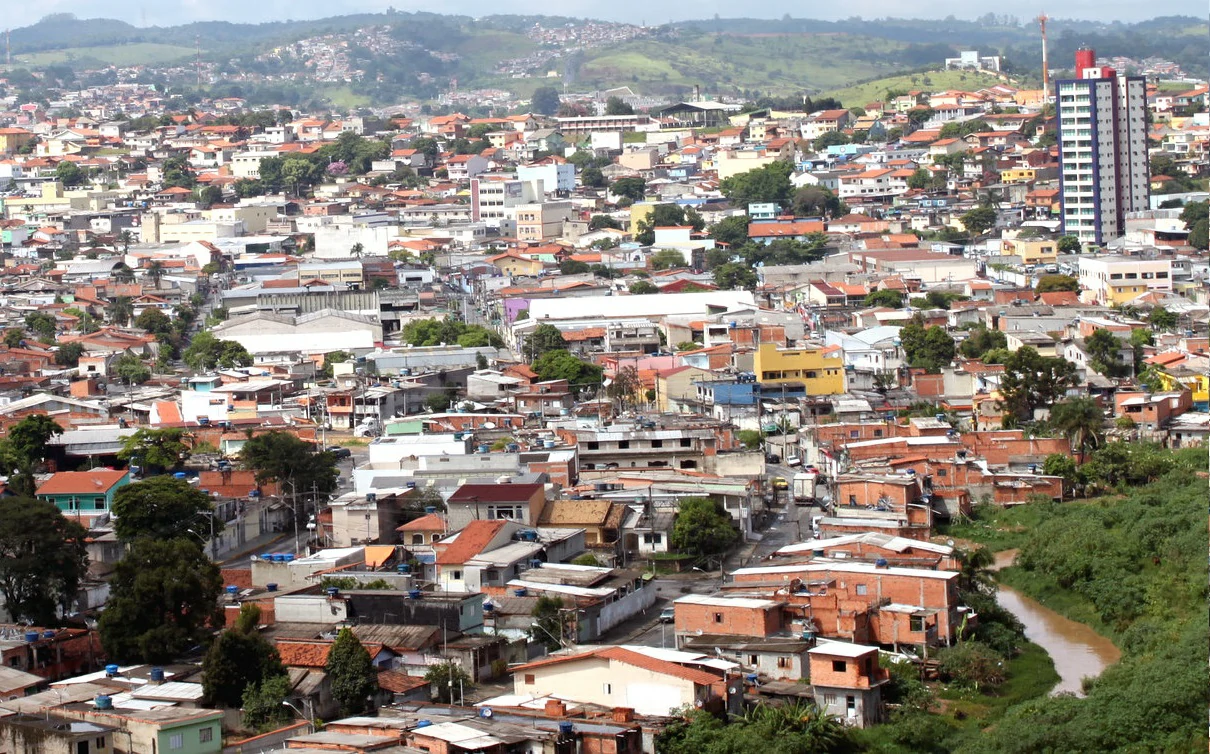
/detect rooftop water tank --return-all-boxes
[225,585,239,595]
[23,631,38,643]
[424,506,437,514]
[513,588,528,597]
[266,583,278,592]
[326,587,339,598]
[416,720,431,728]
[282,554,294,562]
[543,439,556,449]
[95,695,113,710]
[42,630,55,640]
[558,722,574,736]
[149,667,165,683]
[408,589,422,599]
[104,664,120,677]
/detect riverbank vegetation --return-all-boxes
[938,444,1208,752]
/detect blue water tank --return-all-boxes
[225,585,239,595]
[424,506,437,514]
[95,695,113,710]
[478,444,490,454]
[558,722,574,736]
[150,667,165,682]
[260,552,274,561]
[745,673,758,683]
[104,664,120,677]
[23,631,38,643]
[513,588,528,597]
[42,630,55,639]
[282,554,295,562]
[173,472,187,479]
[408,589,422,599]
[416,720,431,728]
[267,583,278,592]
[875,558,889,567]
[326,587,339,598]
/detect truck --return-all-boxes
[792,471,819,504]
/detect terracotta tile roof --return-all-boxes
[561,327,606,342]
[514,646,721,686]
[276,639,386,667]
[36,469,126,496]
[436,519,508,565]
[377,670,429,694]
[748,221,825,237]
[1037,291,1079,306]
[397,513,446,532]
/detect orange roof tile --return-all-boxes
[436,519,508,565]
[36,469,126,496]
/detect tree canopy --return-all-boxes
[400,317,503,349]
[530,86,561,116]
[326,628,379,715]
[183,332,253,371]
[117,427,190,473]
[718,161,794,209]
[527,324,567,360]
[531,349,603,394]
[1035,274,1079,293]
[111,476,223,543]
[900,322,955,373]
[998,346,1077,425]
[99,538,222,663]
[203,604,285,708]
[0,497,88,625]
[240,430,338,498]
[670,497,738,558]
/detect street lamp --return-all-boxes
[281,700,314,730]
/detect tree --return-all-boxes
[54,341,84,367]
[634,204,702,245]
[54,160,86,187]
[3,329,24,349]
[1036,274,1079,293]
[183,332,253,371]
[1084,328,1127,377]
[1148,307,1177,332]
[112,264,136,284]
[117,427,190,474]
[425,661,471,704]
[580,166,606,188]
[1057,235,1081,254]
[812,130,850,151]
[959,324,1008,359]
[1188,218,1208,250]
[906,168,931,190]
[197,185,223,209]
[718,161,794,209]
[713,262,757,290]
[649,249,686,271]
[960,205,997,237]
[114,353,151,385]
[0,497,87,625]
[559,259,590,275]
[111,476,222,543]
[998,346,1077,425]
[610,177,646,203]
[604,96,634,115]
[1049,397,1104,459]
[204,604,285,708]
[24,311,56,340]
[607,365,642,411]
[937,641,1006,691]
[107,296,134,326]
[709,215,750,247]
[790,186,844,218]
[530,595,565,651]
[531,350,603,394]
[588,214,622,230]
[530,86,561,116]
[900,323,955,373]
[326,628,379,715]
[240,431,338,499]
[527,324,568,360]
[670,497,738,558]
[864,289,904,308]
[134,308,173,336]
[241,674,291,732]
[99,538,222,663]
[629,280,659,295]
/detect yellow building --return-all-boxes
[656,365,713,412]
[0,127,34,154]
[1001,237,1058,265]
[629,202,655,235]
[1155,368,1209,407]
[753,343,845,395]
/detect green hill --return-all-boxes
[822,69,1014,107]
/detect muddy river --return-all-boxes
[992,549,1121,696]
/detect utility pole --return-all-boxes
[195,34,202,92]
[1037,14,1051,102]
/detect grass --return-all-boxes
[939,641,1060,721]
[936,502,1052,552]
[822,69,1014,107]
[575,32,905,95]
[11,43,194,67]
[315,85,372,109]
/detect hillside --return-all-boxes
[822,70,1013,108]
[0,12,1205,105]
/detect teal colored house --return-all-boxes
[36,469,131,514]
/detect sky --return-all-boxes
[8,0,1206,28]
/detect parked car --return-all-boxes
[771,476,789,490]
[326,446,352,459]
[659,606,675,623]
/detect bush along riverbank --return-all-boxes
[937,445,1208,752]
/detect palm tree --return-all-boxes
[112,264,135,284]
[118,230,134,251]
[1049,396,1104,462]
[107,296,135,327]
[349,243,364,259]
[147,260,165,290]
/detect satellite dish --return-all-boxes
[479,707,494,718]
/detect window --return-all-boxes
[910,616,926,632]
[748,654,759,664]
[586,441,599,450]
[714,613,724,623]
[855,584,867,596]
[411,534,424,545]
[642,533,662,544]
[169,734,184,750]
[824,693,836,705]
[450,570,462,580]
[848,495,857,506]
[937,468,947,477]
[832,660,847,673]
[651,440,663,448]
[524,674,534,684]
[617,440,630,450]
[873,429,883,437]
[199,727,213,744]
[777,657,789,668]
[849,430,859,439]
[603,683,612,694]
[77,742,89,754]
[96,738,106,749]
[680,438,692,447]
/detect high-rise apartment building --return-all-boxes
[1057,48,1149,244]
